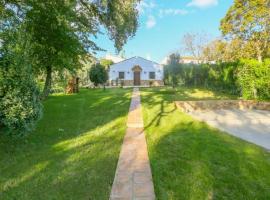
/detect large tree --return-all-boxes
[220,0,270,62]
[0,0,140,134]
[202,38,257,62]
[181,32,210,63]
[1,0,140,98]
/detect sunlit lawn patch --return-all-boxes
[141,87,270,199]
[0,88,131,200]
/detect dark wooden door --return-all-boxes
[134,71,141,86]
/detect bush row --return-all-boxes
[0,34,42,136]
[164,59,270,100]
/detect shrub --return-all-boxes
[0,38,42,136]
[89,63,108,88]
[237,59,270,100]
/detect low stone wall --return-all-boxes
[152,80,164,86]
[175,100,270,112]
[123,80,133,86]
[139,80,164,86]
[118,80,164,87]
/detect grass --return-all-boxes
[141,87,270,200]
[0,88,131,200]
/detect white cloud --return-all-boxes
[146,15,156,29]
[146,53,151,60]
[187,0,218,8]
[159,9,189,17]
[137,0,156,14]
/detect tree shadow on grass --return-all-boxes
[148,120,270,200]
[142,86,236,103]
[141,87,270,200]
[143,100,177,130]
[0,88,132,200]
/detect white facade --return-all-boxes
[109,56,164,86]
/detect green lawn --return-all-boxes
[0,88,131,200]
[141,87,270,200]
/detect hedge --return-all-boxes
[237,59,270,100]
[164,59,270,100]
[0,39,42,136]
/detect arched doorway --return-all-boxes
[132,65,142,86]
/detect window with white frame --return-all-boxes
[149,72,155,79]
[118,72,125,79]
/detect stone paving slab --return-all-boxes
[127,89,144,128]
[110,88,155,200]
[189,109,270,150]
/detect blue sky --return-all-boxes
[95,0,234,63]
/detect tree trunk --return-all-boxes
[42,66,52,99]
[258,54,262,63]
[255,42,263,63]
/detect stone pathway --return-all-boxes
[110,88,155,200]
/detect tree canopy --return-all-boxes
[100,59,114,70]
[220,0,270,62]
[1,0,140,98]
[0,0,140,135]
[181,32,210,62]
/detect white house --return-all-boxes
[162,56,216,65]
[180,56,216,64]
[109,56,164,86]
